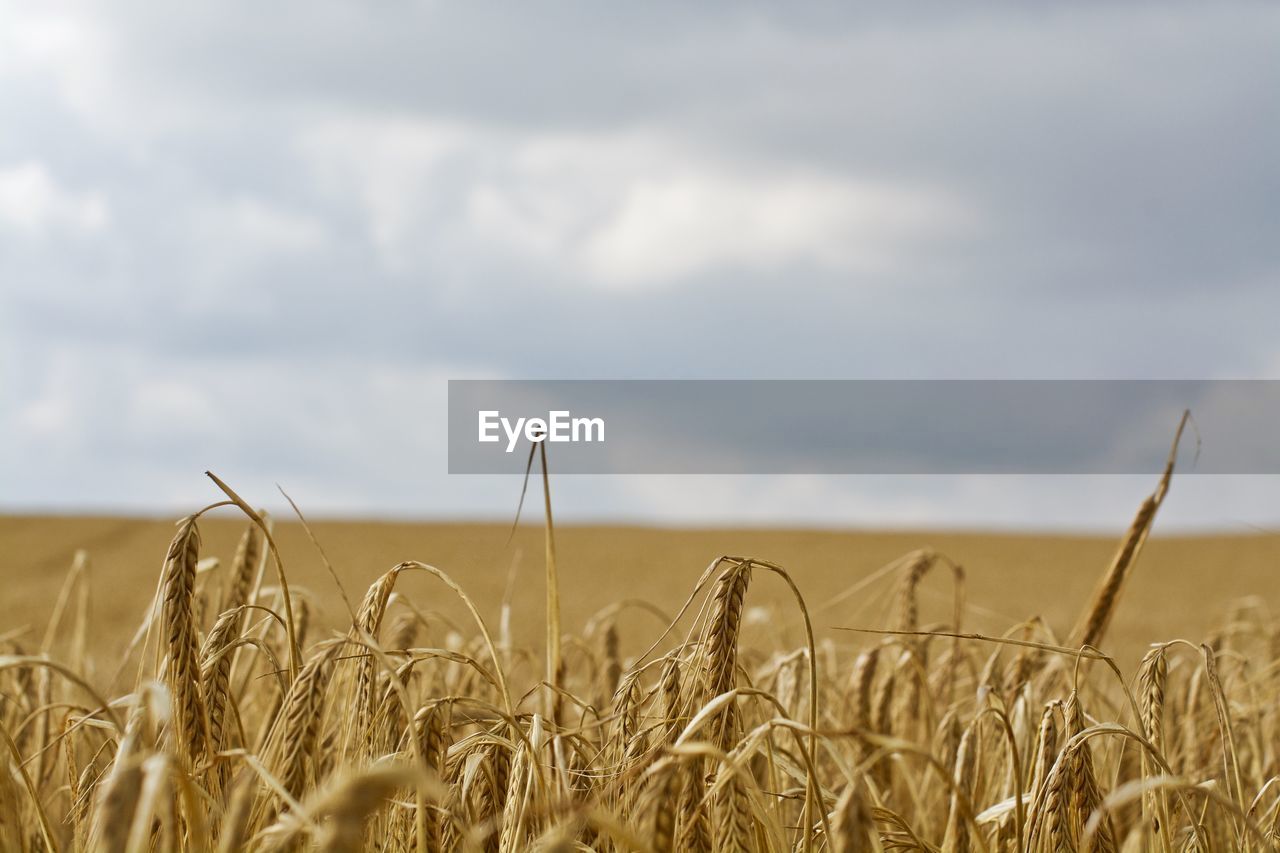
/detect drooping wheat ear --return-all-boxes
[199,605,243,792]
[660,653,684,740]
[831,775,877,853]
[61,713,83,847]
[497,738,531,853]
[704,559,752,751]
[891,648,924,743]
[849,646,880,731]
[1021,706,1058,850]
[1180,667,1206,776]
[464,736,509,851]
[678,761,712,853]
[413,701,451,849]
[1028,703,1060,802]
[275,645,338,800]
[871,665,896,736]
[1201,644,1245,809]
[892,549,937,635]
[1071,413,1186,650]
[931,709,963,789]
[293,596,312,649]
[601,619,622,701]
[350,565,404,757]
[1138,647,1168,752]
[1004,618,1047,697]
[609,671,643,785]
[371,666,410,757]
[637,758,682,853]
[1138,646,1169,845]
[1064,691,1116,852]
[414,702,451,777]
[942,718,978,853]
[437,753,463,853]
[70,763,96,847]
[705,560,751,699]
[713,764,754,853]
[1035,756,1071,853]
[221,524,260,617]
[313,727,339,784]
[160,516,209,769]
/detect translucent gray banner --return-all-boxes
[447,380,1280,474]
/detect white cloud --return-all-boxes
[0,7,101,80]
[0,3,236,143]
[14,395,70,434]
[300,118,470,265]
[0,5,137,136]
[200,196,327,255]
[0,341,505,511]
[577,171,962,285]
[301,120,973,286]
[125,379,219,437]
[0,162,110,236]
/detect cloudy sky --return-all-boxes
[3,2,1279,529]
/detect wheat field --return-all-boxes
[4,463,1280,851]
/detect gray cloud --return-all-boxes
[2,1,1279,527]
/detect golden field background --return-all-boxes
[4,513,1276,670]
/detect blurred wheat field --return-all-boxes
[4,515,1277,668]
[5,468,1280,850]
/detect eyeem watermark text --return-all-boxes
[451,379,1280,474]
[478,410,605,453]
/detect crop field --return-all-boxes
[3,467,1280,851]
